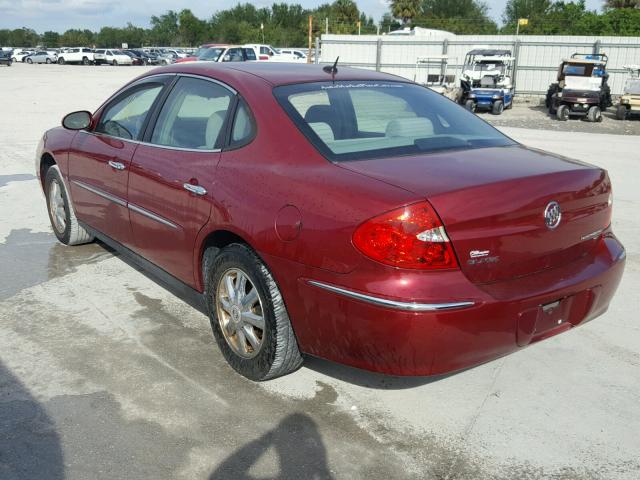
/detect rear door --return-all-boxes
[68,76,172,246]
[127,75,235,285]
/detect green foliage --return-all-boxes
[390,0,421,24]
[1,0,639,50]
[414,0,498,33]
[503,0,552,25]
[41,31,60,47]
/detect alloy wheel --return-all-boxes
[216,268,265,359]
[48,179,66,234]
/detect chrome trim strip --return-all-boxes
[79,130,222,153]
[72,179,126,207]
[128,203,178,229]
[307,280,475,312]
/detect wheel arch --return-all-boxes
[38,152,56,190]
[195,228,255,292]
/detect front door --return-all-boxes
[68,77,170,246]
[127,75,235,286]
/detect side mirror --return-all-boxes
[62,110,92,130]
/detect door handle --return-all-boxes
[183,183,207,196]
[108,160,126,170]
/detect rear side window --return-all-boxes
[243,48,256,61]
[151,77,233,150]
[230,100,255,147]
[274,81,515,162]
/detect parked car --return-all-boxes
[25,50,58,64]
[124,50,155,65]
[11,49,34,62]
[547,53,612,122]
[460,49,514,115]
[94,49,133,66]
[176,45,256,64]
[615,65,640,120]
[277,48,308,61]
[57,47,94,65]
[36,63,625,381]
[0,49,12,66]
[243,44,290,62]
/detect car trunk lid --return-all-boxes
[339,145,612,284]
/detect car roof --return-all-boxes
[151,62,405,86]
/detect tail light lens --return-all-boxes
[353,201,458,270]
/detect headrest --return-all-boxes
[385,117,434,138]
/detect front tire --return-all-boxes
[616,105,628,121]
[205,244,303,381]
[58,57,65,65]
[26,58,33,64]
[44,166,94,246]
[46,58,51,64]
[112,60,118,66]
[587,106,602,123]
[556,104,570,121]
[492,100,504,115]
[464,99,475,112]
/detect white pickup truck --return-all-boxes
[57,47,94,65]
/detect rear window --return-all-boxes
[274,81,515,162]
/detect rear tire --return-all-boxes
[82,57,89,65]
[556,104,570,121]
[616,105,628,121]
[492,100,504,115]
[44,166,94,246]
[464,99,475,112]
[587,106,602,123]
[205,244,303,381]
[112,60,117,66]
[26,58,33,64]
[46,58,51,64]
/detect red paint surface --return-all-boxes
[37,63,626,376]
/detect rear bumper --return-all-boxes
[264,231,625,376]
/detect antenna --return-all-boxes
[323,56,339,79]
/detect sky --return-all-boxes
[0,0,605,33]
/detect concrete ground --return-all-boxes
[1,63,639,480]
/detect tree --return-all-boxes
[60,29,95,47]
[332,0,360,32]
[503,0,552,24]
[417,0,498,33]
[41,31,60,47]
[390,0,421,25]
[149,10,179,45]
[605,0,639,7]
[178,9,207,46]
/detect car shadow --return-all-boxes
[0,360,64,479]
[209,413,333,480]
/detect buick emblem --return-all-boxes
[544,201,562,229]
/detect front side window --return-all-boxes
[95,84,163,140]
[151,77,233,150]
[274,81,515,162]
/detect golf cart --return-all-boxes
[459,49,515,115]
[616,65,640,120]
[414,55,457,100]
[546,53,612,122]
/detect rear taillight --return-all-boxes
[352,201,458,270]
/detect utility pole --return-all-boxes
[357,21,361,36]
[307,15,313,64]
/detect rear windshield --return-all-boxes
[274,81,515,162]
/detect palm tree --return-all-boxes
[391,0,421,25]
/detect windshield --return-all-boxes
[274,81,514,162]
[198,48,225,61]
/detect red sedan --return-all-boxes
[36,63,625,381]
